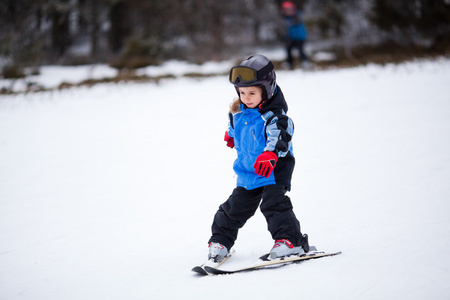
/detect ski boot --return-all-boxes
[269,234,309,259]
[208,242,229,263]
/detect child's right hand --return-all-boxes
[224,131,234,148]
[254,151,278,178]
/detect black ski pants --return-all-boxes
[209,185,304,250]
[286,40,308,66]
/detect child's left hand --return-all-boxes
[254,151,278,178]
[224,131,234,148]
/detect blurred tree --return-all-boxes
[49,1,72,56]
[108,0,130,53]
[89,0,100,59]
[416,0,450,48]
[0,0,46,72]
[370,0,450,47]
[1,0,286,67]
[316,2,346,37]
[4,0,447,70]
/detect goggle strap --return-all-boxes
[257,61,274,79]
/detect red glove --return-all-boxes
[254,151,278,178]
[224,131,234,148]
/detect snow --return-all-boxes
[311,51,337,62]
[1,57,450,300]
[0,60,235,93]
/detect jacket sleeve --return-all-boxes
[263,113,294,157]
[227,111,235,138]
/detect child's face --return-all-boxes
[238,86,263,109]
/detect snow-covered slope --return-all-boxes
[1,58,449,300]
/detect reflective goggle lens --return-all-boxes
[229,66,257,84]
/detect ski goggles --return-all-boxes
[229,61,274,84]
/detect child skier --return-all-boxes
[208,54,309,262]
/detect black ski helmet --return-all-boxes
[229,54,277,100]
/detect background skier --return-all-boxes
[281,1,310,69]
